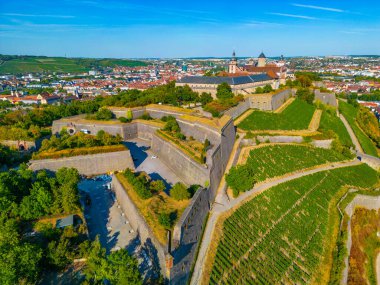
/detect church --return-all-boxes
[176,51,287,98]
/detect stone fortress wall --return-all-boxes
[224,88,294,118]
[314,89,337,107]
[29,150,134,176]
[51,104,236,283]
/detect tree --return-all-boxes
[83,237,107,283]
[170,183,190,200]
[216,82,233,99]
[104,250,142,285]
[200,92,213,106]
[255,87,263,94]
[158,212,172,228]
[150,180,165,193]
[296,88,314,104]
[263,84,273,93]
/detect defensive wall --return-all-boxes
[1,139,38,151]
[314,89,337,107]
[51,104,236,284]
[29,150,134,176]
[111,175,167,275]
[359,153,380,170]
[224,89,294,118]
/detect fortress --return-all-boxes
[47,104,236,283]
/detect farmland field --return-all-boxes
[208,164,379,285]
[0,55,147,74]
[318,111,353,147]
[339,101,378,157]
[238,99,316,131]
[225,144,347,196]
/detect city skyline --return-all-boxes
[0,0,379,58]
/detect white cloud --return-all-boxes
[292,4,345,13]
[269,13,316,20]
[2,13,74,18]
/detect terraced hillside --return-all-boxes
[226,144,348,196]
[238,99,316,131]
[209,164,378,285]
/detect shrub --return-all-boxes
[123,169,152,199]
[86,108,113,120]
[139,112,152,120]
[150,180,166,193]
[171,183,190,200]
[216,82,233,99]
[296,88,314,104]
[119,116,131,123]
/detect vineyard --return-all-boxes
[225,144,347,196]
[238,99,316,131]
[209,164,378,285]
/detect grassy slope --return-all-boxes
[339,101,378,157]
[238,99,316,131]
[116,173,189,245]
[0,56,147,74]
[240,144,347,182]
[319,111,353,147]
[210,164,378,285]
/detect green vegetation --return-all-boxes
[83,237,142,285]
[0,166,89,284]
[0,55,147,74]
[209,164,379,285]
[296,88,315,104]
[238,99,316,131]
[0,145,30,169]
[339,101,378,157]
[32,130,125,159]
[226,144,348,196]
[170,182,191,201]
[0,125,47,140]
[255,84,274,94]
[348,208,380,285]
[117,171,190,244]
[318,110,353,147]
[85,107,114,120]
[216,82,233,99]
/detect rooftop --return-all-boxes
[177,73,272,85]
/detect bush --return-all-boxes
[86,108,113,120]
[123,169,152,199]
[139,112,152,120]
[216,82,233,99]
[119,116,131,123]
[170,183,190,200]
[163,117,180,133]
[150,180,166,193]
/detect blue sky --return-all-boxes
[0,0,379,58]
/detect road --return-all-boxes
[190,159,361,285]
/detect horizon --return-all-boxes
[0,0,379,57]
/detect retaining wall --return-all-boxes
[315,90,337,107]
[171,187,210,284]
[29,150,134,176]
[1,139,37,151]
[111,176,167,274]
[360,153,380,170]
[224,99,250,119]
[271,89,294,110]
[151,133,209,187]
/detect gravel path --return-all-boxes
[339,113,364,153]
[190,160,361,285]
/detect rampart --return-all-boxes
[29,150,134,176]
[314,89,337,107]
[111,175,167,274]
[360,153,380,171]
[1,139,37,151]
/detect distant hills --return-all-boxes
[0,55,148,74]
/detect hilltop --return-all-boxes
[0,55,148,74]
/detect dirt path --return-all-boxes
[234,109,254,125]
[190,160,361,285]
[274,97,295,113]
[308,109,322,131]
[339,113,364,153]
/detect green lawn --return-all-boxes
[225,144,347,196]
[318,111,353,147]
[339,101,378,157]
[210,164,379,285]
[238,99,316,131]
